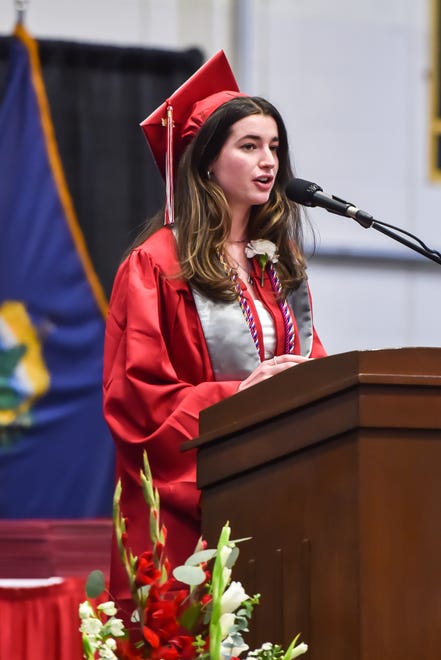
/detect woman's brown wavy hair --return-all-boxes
[132,96,308,301]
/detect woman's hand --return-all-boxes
[238,354,311,392]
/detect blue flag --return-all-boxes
[0,27,114,517]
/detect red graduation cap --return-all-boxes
[140,50,245,225]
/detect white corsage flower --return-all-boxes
[245,239,279,262]
[245,239,279,285]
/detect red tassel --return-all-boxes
[164,103,174,226]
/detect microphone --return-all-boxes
[285,178,373,227]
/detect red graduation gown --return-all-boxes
[103,227,326,603]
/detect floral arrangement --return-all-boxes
[79,451,307,660]
[245,240,279,286]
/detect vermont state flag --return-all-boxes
[0,26,114,517]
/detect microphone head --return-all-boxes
[285,178,323,206]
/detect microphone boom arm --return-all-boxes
[322,196,440,265]
[358,217,441,265]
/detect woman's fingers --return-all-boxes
[272,354,309,366]
[238,354,312,392]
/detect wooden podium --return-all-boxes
[185,347,441,660]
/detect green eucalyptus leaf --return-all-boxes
[225,545,239,569]
[179,602,202,631]
[184,548,217,566]
[85,569,106,598]
[203,607,212,626]
[173,564,206,585]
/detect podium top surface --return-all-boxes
[186,347,441,450]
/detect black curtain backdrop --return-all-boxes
[0,35,203,297]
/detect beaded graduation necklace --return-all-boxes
[217,250,295,358]
[268,263,296,354]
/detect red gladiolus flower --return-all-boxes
[149,635,197,660]
[135,550,162,586]
[142,587,190,648]
[149,643,179,660]
[143,624,161,648]
[115,639,144,659]
[145,599,179,640]
[175,635,199,659]
[153,540,169,572]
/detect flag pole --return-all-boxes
[15,0,29,26]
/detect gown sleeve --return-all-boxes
[103,246,240,464]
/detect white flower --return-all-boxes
[220,545,233,566]
[221,581,248,614]
[130,607,140,623]
[245,239,279,263]
[98,643,118,659]
[219,612,235,637]
[291,642,308,658]
[80,617,103,635]
[79,600,95,619]
[105,638,117,650]
[245,239,279,285]
[103,617,125,638]
[97,601,118,617]
[222,567,232,584]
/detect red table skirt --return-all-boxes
[0,577,101,660]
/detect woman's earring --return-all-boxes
[207,170,212,180]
